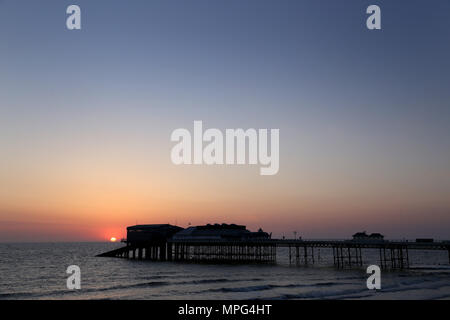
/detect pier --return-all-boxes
[278,239,449,269]
[97,224,450,269]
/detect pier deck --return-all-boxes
[98,239,450,269]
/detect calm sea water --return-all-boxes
[0,242,449,300]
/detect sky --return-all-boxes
[1,0,450,241]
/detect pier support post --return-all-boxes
[304,245,308,265]
[399,247,404,269]
[289,245,292,264]
[348,247,351,266]
[406,246,409,268]
[160,243,166,261]
[379,247,383,269]
[390,248,394,269]
[167,243,172,261]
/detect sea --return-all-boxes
[0,242,449,300]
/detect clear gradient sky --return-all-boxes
[1,0,450,241]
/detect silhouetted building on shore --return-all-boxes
[172,223,270,241]
[352,231,384,241]
[127,224,183,245]
[126,223,269,245]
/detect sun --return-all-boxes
[110,237,117,242]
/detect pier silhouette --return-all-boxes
[97,224,450,269]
